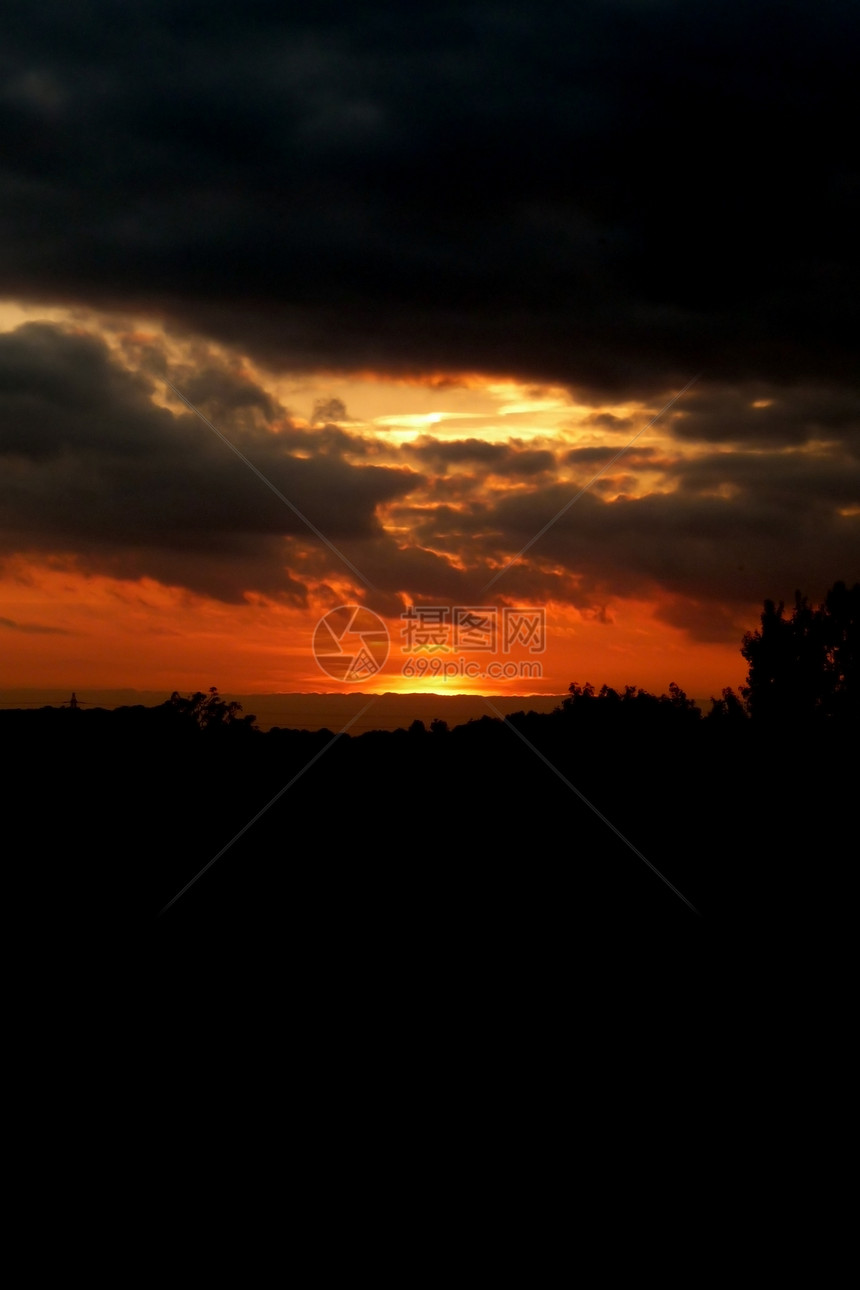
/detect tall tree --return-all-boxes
[741,582,859,722]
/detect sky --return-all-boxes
[1,1,858,705]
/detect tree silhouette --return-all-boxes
[166,687,256,730]
[561,680,700,728]
[820,579,860,721]
[706,687,747,723]
[741,581,859,722]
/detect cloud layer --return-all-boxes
[1,4,858,655]
[0,323,420,602]
[1,321,857,643]
[1,1,858,398]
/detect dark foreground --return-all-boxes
[6,695,853,981]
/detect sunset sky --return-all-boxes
[2,1,858,706]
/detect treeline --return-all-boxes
[3,581,856,941]
[544,578,858,730]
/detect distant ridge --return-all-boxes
[0,689,565,733]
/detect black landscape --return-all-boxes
[6,584,856,968]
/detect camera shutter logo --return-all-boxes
[313,606,390,682]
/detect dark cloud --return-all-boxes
[407,438,508,466]
[181,366,279,424]
[480,484,860,616]
[2,319,857,639]
[2,2,859,642]
[405,436,555,477]
[580,413,637,434]
[0,2,857,399]
[0,616,71,635]
[668,383,860,447]
[502,448,555,478]
[565,446,660,467]
[676,447,860,507]
[276,529,483,622]
[0,323,422,601]
[311,397,348,425]
[390,463,859,631]
[0,321,157,460]
[652,599,749,646]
